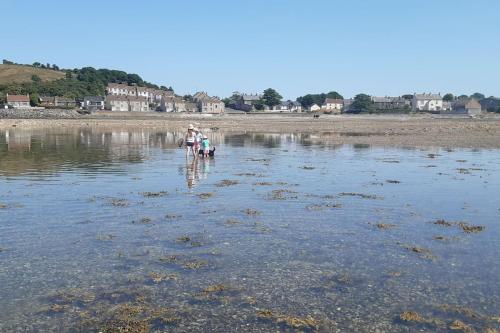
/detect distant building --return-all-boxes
[322,98,343,112]
[185,102,198,113]
[412,93,444,111]
[107,83,137,97]
[232,92,262,111]
[106,95,129,111]
[128,96,149,112]
[6,94,30,108]
[39,96,75,108]
[452,98,482,116]
[193,92,225,114]
[272,100,302,112]
[160,96,175,112]
[83,96,105,111]
[308,103,321,112]
[273,102,290,112]
[371,96,409,110]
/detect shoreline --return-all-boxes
[2,113,500,148]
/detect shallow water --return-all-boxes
[0,128,499,332]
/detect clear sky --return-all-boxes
[1,0,499,99]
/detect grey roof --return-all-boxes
[371,96,391,103]
[84,96,105,102]
[324,98,343,104]
[414,93,442,100]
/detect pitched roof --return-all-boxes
[414,93,442,100]
[7,94,29,102]
[325,98,343,104]
[465,99,481,109]
[84,96,105,102]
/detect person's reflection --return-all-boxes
[201,157,215,179]
[186,158,198,189]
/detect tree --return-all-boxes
[46,63,51,69]
[65,72,72,79]
[52,64,59,70]
[325,91,343,99]
[458,95,468,100]
[297,95,315,108]
[262,88,282,108]
[471,92,485,100]
[31,75,41,82]
[253,99,265,111]
[29,93,39,107]
[443,93,454,102]
[402,94,413,100]
[2,59,14,65]
[350,94,374,113]
[33,62,41,67]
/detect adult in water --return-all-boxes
[184,124,196,158]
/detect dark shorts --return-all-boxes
[186,142,194,147]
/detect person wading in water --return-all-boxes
[184,124,196,158]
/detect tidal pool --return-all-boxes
[0,128,499,332]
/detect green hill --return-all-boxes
[0,64,65,85]
[0,61,173,103]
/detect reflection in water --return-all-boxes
[0,129,342,176]
[1,128,499,332]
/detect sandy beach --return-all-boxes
[2,113,500,148]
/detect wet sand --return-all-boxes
[2,113,500,148]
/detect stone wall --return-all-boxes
[0,108,81,119]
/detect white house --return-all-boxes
[106,83,137,97]
[412,93,444,111]
[322,98,343,112]
[6,94,30,108]
[308,104,321,112]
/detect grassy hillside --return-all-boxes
[0,64,65,84]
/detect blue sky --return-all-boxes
[1,0,499,99]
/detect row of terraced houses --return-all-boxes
[104,83,225,113]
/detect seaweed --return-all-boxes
[339,192,381,200]
[198,192,214,199]
[257,309,319,330]
[141,191,168,198]
[215,179,239,187]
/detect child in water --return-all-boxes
[202,135,210,158]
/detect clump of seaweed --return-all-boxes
[198,192,214,199]
[0,203,7,209]
[97,234,116,241]
[375,223,397,230]
[225,219,241,226]
[176,235,191,243]
[399,311,443,326]
[339,192,381,199]
[244,208,261,216]
[386,180,401,184]
[434,219,485,233]
[401,244,436,260]
[257,309,319,330]
[215,179,239,187]
[269,189,298,200]
[306,203,342,211]
[434,219,453,227]
[133,217,153,224]
[449,320,474,332]
[148,272,179,283]
[165,214,182,220]
[183,260,207,269]
[253,181,273,186]
[300,166,315,170]
[110,198,129,207]
[458,222,485,234]
[141,191,168,198]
